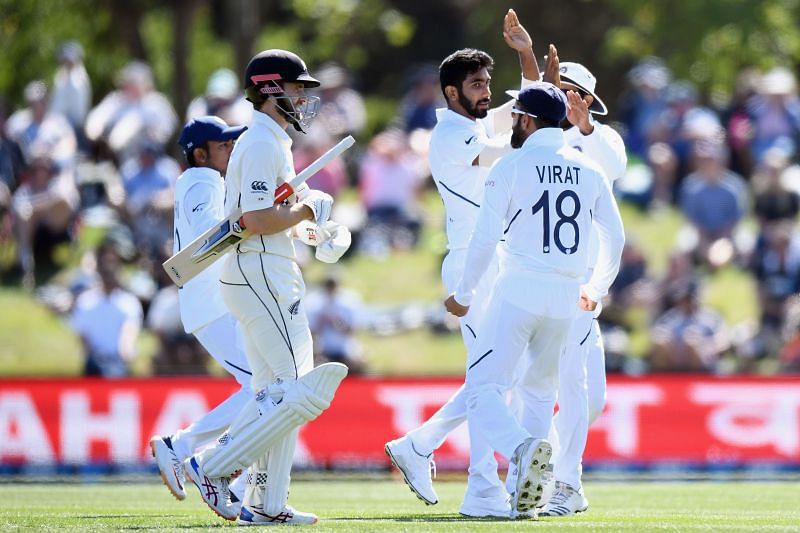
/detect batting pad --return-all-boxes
[242,454,269,510]
[264,428,298,515]
[203,362,348,478]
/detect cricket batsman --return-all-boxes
[182,49,351,525]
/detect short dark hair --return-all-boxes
[439,48,494,98]
[185,143,208,167]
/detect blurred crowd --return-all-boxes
[1,43,799,377]
[606,57,800,374]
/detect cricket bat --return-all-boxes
[162,135,355,287]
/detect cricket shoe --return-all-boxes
[184,456,239,521]
[509,438,552,514]
[507,461,555,509]
[385,436,438,505]
[539,481,589,517]
[459,493,511,518]
[538,469,556,508]
[237,504,319,526]
[149,435,185,500]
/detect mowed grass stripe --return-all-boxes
[0,480,798,531]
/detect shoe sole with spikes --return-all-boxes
[512,439,552,515]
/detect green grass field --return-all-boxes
[1,479,798,531]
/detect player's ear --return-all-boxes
[192,146,208,165]
[444,85,458,103]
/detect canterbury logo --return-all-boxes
[288,300,301,316]
[251,181,269,192]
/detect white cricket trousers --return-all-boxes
[218,251,314,509]
[552,312,605,489]
[465,275,577,460]
[220,252,314,389]
[170,313,252,462]
[515,308,606,490]
[405,249,504,499]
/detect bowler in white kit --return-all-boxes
[385,8,543,518]
[445,82,625,516]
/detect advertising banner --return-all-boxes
[2,376,798,467]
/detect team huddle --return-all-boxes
[150,8,625,524]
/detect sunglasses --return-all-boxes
[511,107,541,119]
[561,86,589,99]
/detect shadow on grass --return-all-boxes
[331,514,524,523]
[117,525,228,530]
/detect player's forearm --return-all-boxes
[478,134,513,167]
[242,203,313,235]
[585,216,625,302]
[454,240,495,306]
[518,48,540,83]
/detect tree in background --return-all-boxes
[2,0,798,134]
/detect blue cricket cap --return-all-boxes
[505,81,568,123]
[178,116,247,154]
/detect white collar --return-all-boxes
[522,127,566,149]
[183,166,222,181]
[253,110,292,146]
[435,107,479,127]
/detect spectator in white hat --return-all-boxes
[85,61,178,164]
[5,80,77,168]
[185,68,252,127]
[50,41,92,135]
[748,66,800,164]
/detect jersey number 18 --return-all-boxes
[531,190,581,255]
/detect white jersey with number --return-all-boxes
[455,127,625,310]
[224,110,296,259]
[173,166,229,333]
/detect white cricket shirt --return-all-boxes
[173,166,229,333]
[224,111,296,259]
[69,286,143,356]
[454,127,625,307]
[563,120,627,281]
[428,79,534,252]
[428,108,493,251]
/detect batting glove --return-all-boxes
[300,189,333,226]
[293,218,332,247]
[315,222,352,264]
[293,182,310,202]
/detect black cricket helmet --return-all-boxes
[244,49,321,133]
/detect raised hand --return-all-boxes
[543,43,560,86]
[503,8,533,52]
[566,90,594,135]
